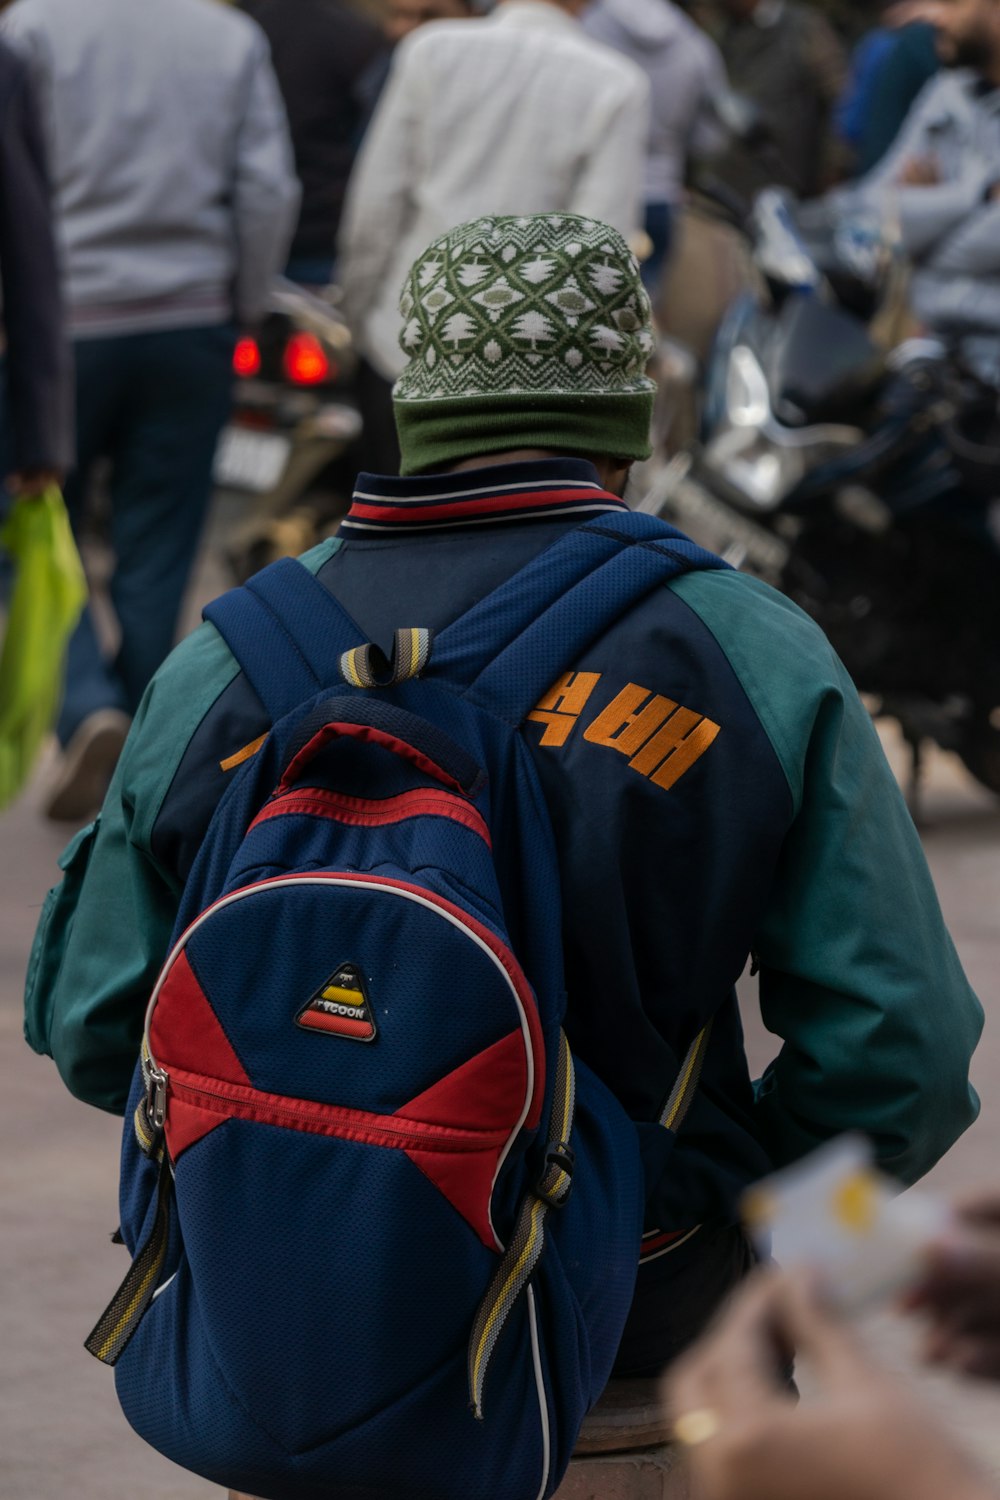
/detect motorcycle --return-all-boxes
[642,189,1000,806]
[212,278,362,581]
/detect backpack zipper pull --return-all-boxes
[147,1066,169,1131]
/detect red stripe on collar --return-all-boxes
[342,485,629,532]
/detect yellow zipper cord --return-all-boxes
[85,1157,173,1366]
[133,1038,164,1160]
[468,1031,575,1419]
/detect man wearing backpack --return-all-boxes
[25,214,981,1496]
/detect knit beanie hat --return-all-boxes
[392,214,656,476]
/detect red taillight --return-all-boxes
[283,331,332,386]
[233,337,261,378]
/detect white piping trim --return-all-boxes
[144,874,538,1253]
[151,1270,178,1302]
[351,479,603,504]
[527,1286,551,1500]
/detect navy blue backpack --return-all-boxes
[87,512,725,1500]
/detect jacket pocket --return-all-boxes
[24,816,100,1056]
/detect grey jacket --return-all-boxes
[2,0,300,338]
[582,0,726,205]
[839,70,1000,383]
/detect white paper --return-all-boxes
[742,1135,950,1313]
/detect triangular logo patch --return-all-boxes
[297,964,377,1042]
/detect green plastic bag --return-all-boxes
[0,486,87,809]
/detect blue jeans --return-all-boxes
[642,202,675,298]
[57,324,235,744]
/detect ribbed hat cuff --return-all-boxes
[394,391,654,476]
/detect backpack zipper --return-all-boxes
[249,785,492,845]
[149,1066,168,1131]
[165,1066,511,1154]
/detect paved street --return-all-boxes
[2,509,1000,1498]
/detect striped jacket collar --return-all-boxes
[341,459,630,534]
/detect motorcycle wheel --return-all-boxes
[958,712,1000,797]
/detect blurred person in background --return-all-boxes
[710,0,848,199]
[1,0,299,822]
[664,1187,1000,1500]
[836,2,940,176]
[582,0,727,298]
[337,0,649,475]
[0,36,72,503]
[355,0,478,133]
[240,0,389,287]
[829,0,1000,388]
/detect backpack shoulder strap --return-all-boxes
[202,556,367,721]
[430,510,729,724]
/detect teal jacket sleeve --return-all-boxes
[23,542,340,1114]
[674,571,983,1187]
[23,623,241,1113]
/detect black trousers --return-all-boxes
[612,1223,756,1378]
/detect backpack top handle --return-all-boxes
[276,695,487,801]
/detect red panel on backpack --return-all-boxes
[151,949,252,1086]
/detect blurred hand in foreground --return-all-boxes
[663,1270,995,1500]
[905,1188,1000,1380]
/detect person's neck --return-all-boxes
[447,449,565,471]
[445,449,629,495]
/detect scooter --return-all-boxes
[212,278,362,581]
[642,192,1000,804]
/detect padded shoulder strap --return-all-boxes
[203,556,366,722]
[431,511,728,724]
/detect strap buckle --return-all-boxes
[536,1141,575,1209]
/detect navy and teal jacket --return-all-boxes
[25,459,983,1234]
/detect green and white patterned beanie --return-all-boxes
[392,214,656,476]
